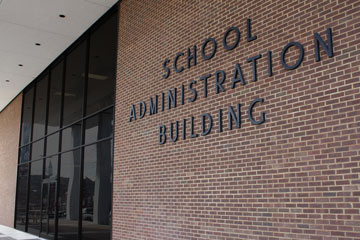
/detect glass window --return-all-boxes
[15,163,29,231]
[48,61,63,133]
[20,145,30,163]
[85,108,113,145]
[82,140,112,240]
[33,75,48,141]
[31,139,44,161]
[15,7,117,238]
[21,88,34,146]
[62,122,82,152]
[86,14,117,115]
[46,133,59,157]
[63,42,86,126]
[45,155,58,180]
[58,150,81,240]
[27,160,43,235]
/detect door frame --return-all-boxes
[39,178,58,240]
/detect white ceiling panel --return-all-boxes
[0,21,74,58]
[0,50,51,78]
[0,0,110,36]
[0,0,118,112]
[0,72,30,90]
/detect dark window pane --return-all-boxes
[48,61,63,133]
[63,41,86,126]
[15,164,29,231]
[86,14,117,115]
[31,139,44,161]
[20,145,30,163]
[21,88,34,145]
[85,108,113,144]
[46,133,59,156]
[28,160,43,235]
[58,150,81,240]
[33,75,48,140]
[82,140,112,240]
[45,155,58,180]
[62,122,82,152]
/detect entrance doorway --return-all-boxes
[40,180,57,239]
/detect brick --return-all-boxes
[113,0,360,239]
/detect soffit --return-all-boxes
[0,0,118,112]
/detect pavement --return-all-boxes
[0,225,46,240]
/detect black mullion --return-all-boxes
[39,70,51,237]
[46,183,50,234]
[25,83,37,232]
[43,70,51,165]
[39,182,44,234]
[78,33,90,240]
[55,57,67,240]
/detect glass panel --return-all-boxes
[28,160,43,235]
[48,61,63,133]
[45,155,58,180]
[63,41,86,126]
[20,145,30,163]
[61,122,82,152]
[58,150,81,240]
[31,139,44,161]
[82,141,112,240]
[48,183,56,236]
[40,183,48,233]
[46,133,59,156]
[85,108,113,145]
[15,164,29,231]
[33,75,48,140]
[86,13,117,115]
[21,88,34,145]
[41,182,57,238]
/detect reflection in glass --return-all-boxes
[85,108,113,145]
[58,150,81,240]
[20,145,30,163]
[31,139,44,161]
[62,122,82,152]
[21,88,34,146]
[86,13,117,115]
[15,9,117,239]
[40,182,56,238]
[33,75,48,140]
[63,41,86,126]
[82,141,112,240]
[45,155,58,180]
[46,133,59,156]
[48,61,63,133]
[15,164,29,231]
[28,160,43,235]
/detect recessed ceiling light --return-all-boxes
[18,64,23,67]
[35,43,41,46]
[59,14,66,18]
[5,80,10,82]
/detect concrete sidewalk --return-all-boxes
[0,225,46,240]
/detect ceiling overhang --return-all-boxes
[0,0,118,112]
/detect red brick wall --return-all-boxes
[113,0,360,239]
[0,94,22,227]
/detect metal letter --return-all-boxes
[281,42,304,70]
[248,98,266,125]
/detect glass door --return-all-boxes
[40,180,57,239]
